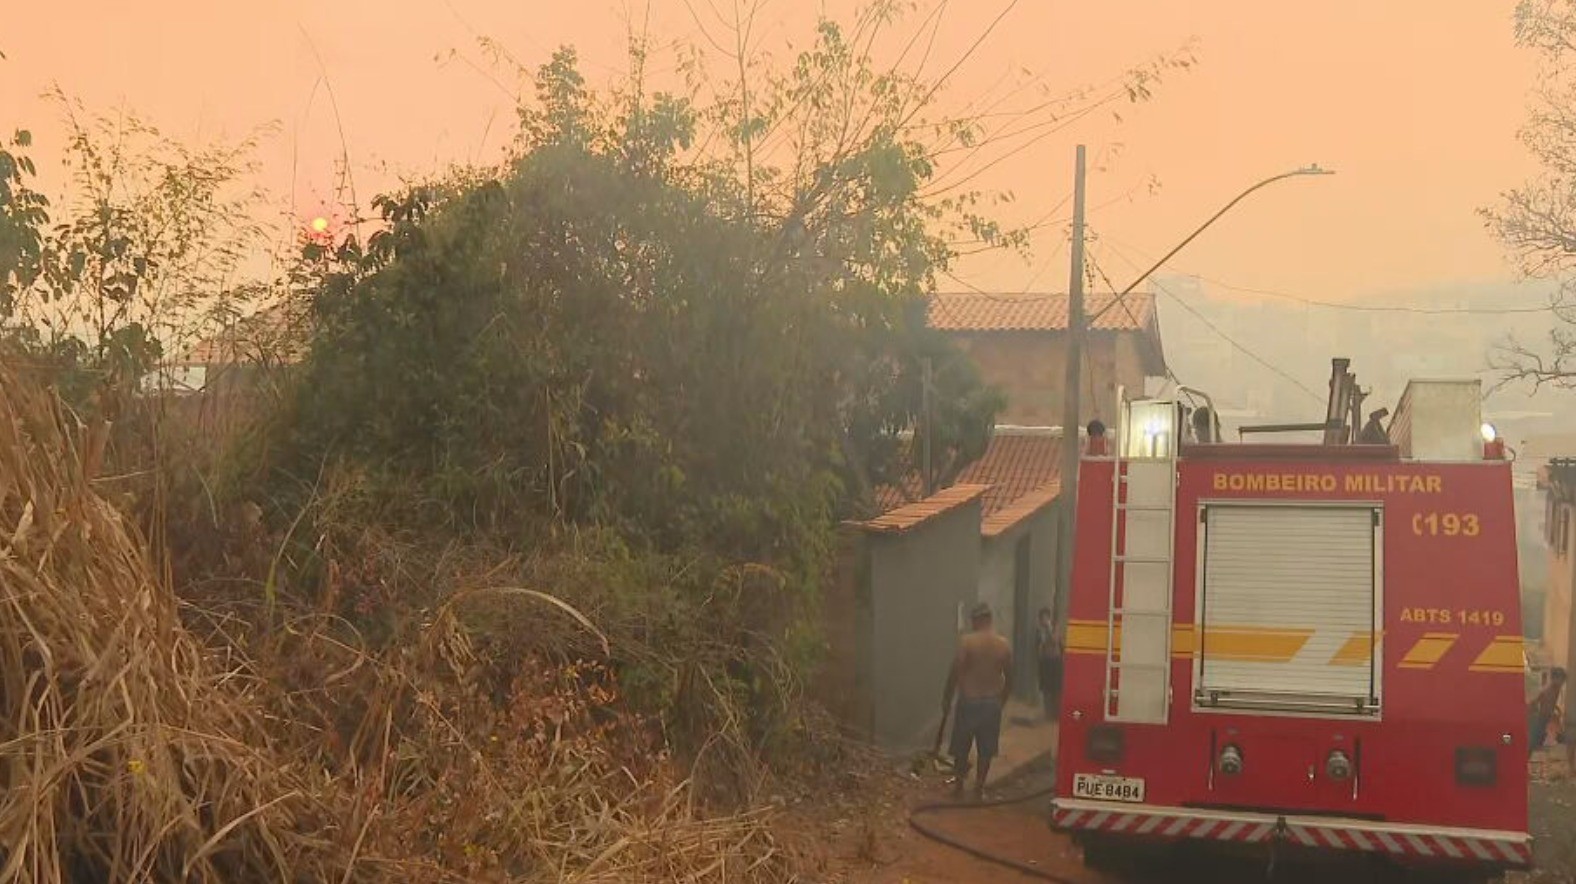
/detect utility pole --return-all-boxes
[1050,162,1332,622]
[921,357,934,495]
[1054,145,1087,639]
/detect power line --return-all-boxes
[1085,250,1145,331]
[1156,279,1324,403]
[1100,234,1558,316]
[1100,240,1324,404]
[1188,272,1557,315]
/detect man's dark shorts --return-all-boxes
[950,696,1003,765]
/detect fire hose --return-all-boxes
[906,706,1079,882]
[907,784,1076,883]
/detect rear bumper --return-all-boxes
[1051,798,1532,868]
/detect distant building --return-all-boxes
[138,303,307,439]
[143,303,306,397]
[928,291,1167,428]
[1543,460,1576,686]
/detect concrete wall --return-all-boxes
[818,499,1060,749]
[978,504,1061,700]
[864,501,983,750]
[814,525,872,732]
[947,331,1138,427]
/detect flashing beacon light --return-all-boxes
[1481,423,1505,460]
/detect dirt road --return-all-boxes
[815,756,1575,883]
[862,763,1401,884]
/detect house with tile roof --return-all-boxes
[929,290,1166,428]
[819,287,1173,748]
[817,484,988,748]
[821,428,1065,748]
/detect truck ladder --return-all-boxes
[1103,388,1179,724]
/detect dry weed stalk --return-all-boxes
[0,355,802,882]
[252,584,797,883]
[0,355,355,883]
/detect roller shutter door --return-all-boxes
[1197,504,1379,714]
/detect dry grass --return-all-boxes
[0,359,358,882]
[0,354,804,883]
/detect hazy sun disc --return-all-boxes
[310,217,330,234]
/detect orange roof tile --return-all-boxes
[928,291,1157,333]
[982,485,1060,537]
[959,433,1062,536]
[872,430,1063,537]
[857,483,990,534]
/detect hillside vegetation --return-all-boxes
[0,8,1188,880]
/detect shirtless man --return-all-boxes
[942,602,1013,799]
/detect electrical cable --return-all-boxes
[1086,250,1146,332]
[1098,233,1558,316]
[1099,238,1324,404]
[906,783,1076,882]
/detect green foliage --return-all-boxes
[281,39,1001,559]
[243,8,1190,782]
[0,129,50,317]
[3,93,271,405]
[257,34,1015,774]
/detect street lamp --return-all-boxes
[1051,155,1333,644]
[1090,164,1335,321]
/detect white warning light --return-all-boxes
[1480,423,1498,443]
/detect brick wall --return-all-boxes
[948,331,1133,427]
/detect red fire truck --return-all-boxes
[1051,359,1530,877]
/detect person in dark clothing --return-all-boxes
[1035,608,1061,721]
[1086,419,1108,456]
[1358,408,1391,445]
[1531,667,1567,758]
[1190,406,1215,444]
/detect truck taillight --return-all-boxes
[1455,747,1497,787]
[1087,726,1124,764]
[1325,749,1353,781]
[1218,744,1244,776]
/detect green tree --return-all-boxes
[284,3,1192,539]
[254,6,1190,777]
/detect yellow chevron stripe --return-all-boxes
[1329,632,1382,667]
[1065,621,1113,656]
[1201,628,1313,663]
[1066,622,1519,675]
[1399,632,1458,670]
[1065,620,1195,658]
[1065,621,1306,663]
[1468,635,1525,673]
